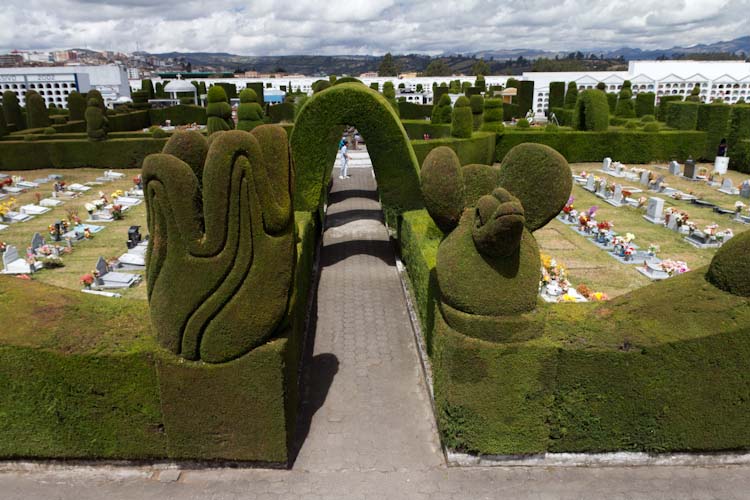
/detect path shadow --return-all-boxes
[318,239,396,268]
[327,189,380,205]
[324,209,384,228]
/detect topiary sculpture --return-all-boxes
[382,82,400,117]
[0,105,7,137]
[206,85,233,135]
[236,88,265,131]
[86,89,107,114]
[25,91,50,129]
[422,143,571,340]
[615,81,636,118]
[85,97,108,141]
[420,147,465,232]
[67,91,86,122]
[481,98,504,133]
[706,230,750,297]
[2,91,25,130]
[451,96,473,138]
[142,126,295,363]
[572,89,609,131]
[432,94,452,124]
[564,82,578,109]
[469,94,484,131]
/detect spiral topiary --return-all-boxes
[236,88,265,131]
[420,146,465,232]
[706,230,750,297]
[85,97,108,141]
[481,98,504,133]
[451,96,473,138]
[25,91,50,129]
[142,126,295,363]
[206,85,233,135]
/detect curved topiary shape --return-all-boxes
[207,86,233,135]
[470,95,484,131]
[421,146,465,232]
[462,163,500,208]
[497,143,571,232]
[86,89,107,115]
[236,88,265,131]
[572,89,609,131]
[382,82,400,117]
[312,80,332,93]
[333,77,364,85]
[85,98,108,141]
[451,96,473,138]
[706,230,750,297]
[25,91,50,129]
[161,130,209,179]
[142,126,295,363]
[290,83,422,218]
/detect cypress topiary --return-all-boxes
[206,85,233,135]
[451,96,473,138]
[606,92,618,114]
[658,95,683,122]
[572,89,609,131]
[728,104,750,154]
[470,94,484,130]
[420,146,465,232]
[643,122,660,132]
[25,91,50,129]
[214,82,237,100]
[432,93,452,124]
[635,92,656,117]
[549,82,565,109]
[382,81,400,117]
[67,91,86,121]
[85,97,108,141]
[615,81,636,118]
[236,88,265,131]
[706,230,750,297]
[517,80,534,117]
[686,84,702,102]
[2,91,25,130]
[334,77,363,86]
[141,79,155,99]
[161,130,208,179]
[481,98,504,133]
[142,126,295,363]
[475,75,486,91]
[564,82,578,109]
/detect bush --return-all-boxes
[451,96,473,138]
[696,103,731,160]
[151,127,168,138]
[43,127,56,135]
[606,93,618,114]
[469,94,484,131]
[398,101,433,120]
[665,101,699,130]
[25,91,50,129]
[635,92,656,117]
[85,98,108,141]
[432,94,452,125]
[706,230,750,297]
[236,88,265,131]
[412,132,496,167]
[67,91,86,122]
[550,107,572,127]
[3,91,25,130]
[517,80,534,117]
[0,106,6,137]
[420,146,465,232]
[549,82,565,109]
[572,90,609,131]
[312,80,331,93]
[516,118,530,129]
[503,102,519,120]
[643,122,660,133]
[85,89,106,115]
[729,105,750,170]
[625,121,638,130]
[401,120,451,140]
[564,82,578,109]
[333,76,363,85]
[268,102,295,123]
[382,81,400,117]
[206,86,233,135]
[23,134,37,142]
[641,114,656,122]
[658,95,683,122]
[481,98,504,133]
[686,83,702,102]
[615,82,636,118]
[545,123,559,132]
[213,82,237,100]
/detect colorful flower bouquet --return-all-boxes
[80,273,95,288]
[660,259,690,277]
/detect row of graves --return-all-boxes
[538,253,609,304]
[0,171,147,297]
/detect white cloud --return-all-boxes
[0,0,748,55]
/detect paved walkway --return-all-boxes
[3,151,750,499]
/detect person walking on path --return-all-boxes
[339,141,350,179]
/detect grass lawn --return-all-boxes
[535,161,750,298]
[1,168,147,300]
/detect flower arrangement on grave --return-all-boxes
[579,170,588,178]
[562,196,574,214]
[664,207,689,227]
[540,254,570,296]
[84,202,96,214]
[647,243,660,256]
[11,175,24,186]
[716,228,733,243]
[111,189,124,200]
[660,259,689,276]
[735,201,746,214]
[40,256,64,269]
[1,177,12,188]
[575,283,609,301]
[0,241,6,253]
[0,197,18,217]
[606,181,615,194]
[133,175,142,188]
[80,273,95,288]
[34,192,41,204]
[705,224,719,237]
[636,196,647,209]
[622,189,632,199]
[66,208,81,226]
[597,220,612,231]
[111,204,123,220]
[83,227,93,239]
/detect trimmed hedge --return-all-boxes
[470,95,484,131]
[658,95,683,122]
[0,106,6,137]
[481,98,504,133]
[496,129,706,164]
[550,107,572,127]
[564,82,578,109]
[696,103,731,161]
[635,92,656,117]
[3,91,25,130]
[268,102,295,123]
[729,105,750,171]
[107,110,150,132]
[451,96,473,138]
[615,82,636,118]
[732,139,750,174]
[549,82,565,109]
[149,105,207,126]
[706,230,750,297]
[25,91,50,129]
[420,146,465,232]
[412,131,496,167]
[666,101,699,130]
[606,93,617,113]
[572,90,609,131]
[517,80,534,117]
[206,86,233,134]
[432,94,452,124]
[401,119,451,140]
[237,88,265,131]
[399,101,433,120]
[85,98,108,141]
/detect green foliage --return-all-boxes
[245,82,265,104]
[706,230,750,297]
[85,89,106,115]
[312,80,331,93]
[516,118,530,129]
[549,82,565,109]
[0,105,6,137]
[564,82,578,109]
[423,59,453,77]
[237,88,265,131]
[382,81,400,117]
[401,119,451,140]
[728,105,750,169]
[432,94,453,124]
[268,102,295,123]
[130,90,150,109]
[378,52,398,76]
[635,92,656,117]
[624,121,638,130]
[412,131,496,167]
[550,107,572,126]
[470,95,484,130]
[25,91,50,129]
[686,83,702,102]
[643,122,660,132]
[213,82,237,99]
[517,80,534,116]
[290,83,422,221]
[545,123,559,132]
[151,127,168,138]
[43,127,56,135]
[696,103,731,160]
[206,86,233,135]
[420,146,465,232]
[85,98,108,141]
[451,96,473,138]
[658,95,683,122]
[149,105,207,126]
[615,85,636,118]
[369,82,379,91]
[67,91,86,122]
[641,114,656,122]
[481,98,504,133]
[462,163,500,208]
[143,127,295,363]
[2,91,25,130]
[606,92,618,113]
[141,79,155,99]
[733,139,750,173]
[333,76,363,85]
[398,101,433,120]
[665,101,699,130]
[572,90,609,131]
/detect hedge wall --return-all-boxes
[548,82,565,109]
[658,95,683,122]
[732,139,750,174]
[665,101,699,130]
[412,131,496,167]
[635,92,656,117]
[149,105,207,126]
[517,80,534,117]
[399,101,433,120]
[268,102,295,123]
[402,119,452,140]
[728,105,750,170]
[107,110,150,132]
[495,130,706,164]
[572,90,609,131]
[696,103,731,161]
[550,107,573,127]
[0,137,167,169]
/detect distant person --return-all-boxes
[718,138,728,157]
[339,141,350,179]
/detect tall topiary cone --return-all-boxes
[2,91,25,130]
[420,146,465,233]
[382,82,400,117]
[564,82,578,109]
[451,96,473,138]
[615,80,636,118]
[432,93,452,124]
[481,98,504,133]
[85,98,108,141]
[706,230,750,297]
[236,88,265,131]
[206,85,233,135]
[470,94,484,130]
[67,91,86,121]
[142,126,295,363]
[25,91,50,129]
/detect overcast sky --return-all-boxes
[1,0,748,55]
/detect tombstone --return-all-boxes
[1,245,42,274]
[640,170,651,186]
[602,157,612,171]
[668,161,681,176]
[614,162,623,177]
[666,215,678,231]
[127,226,142,249]
[683,157,697,180]
[643,197,665,224]
[30,233,45,254]
[607,184,624,207]
[637,259,671,281]
[741,181,750,199]
[93,256,141,289]
[51,221,63,242]
[718,178,738,195]
[585,174,595,192]
[597,181,608,198]
[715,156,729,175]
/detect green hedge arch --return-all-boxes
[290,83,422,217]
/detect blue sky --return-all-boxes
[1,0,748,55]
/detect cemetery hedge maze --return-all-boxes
[1,82,750,463]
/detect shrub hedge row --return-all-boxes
[696,103,732,161]
[401,119,452,140]
[729,105,750,170]
[635,92,656,117]
[398,101,434,120]
[658,95,683,122]
[548,82,565,109]
[412,131,496,167]
[0,138,167,169]
[149,105,207,126]
[572,90,609,131]
[665,101,700,130]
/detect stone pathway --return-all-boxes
[3,151,750,499]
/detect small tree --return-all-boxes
[470,94,484,131]
[85,97,108,141]
[236,88,264,131]
[564,82,578,109]
[378,52,398,76]
[25,91,50,129]
[549,82,565,109]
[451,96,473,138]
[2,91,25,130]
[481,98,504,133]
[206,85,232,135]
[382,81,400,116]
[686,83,702,102]
[416,83,423,92]
[615,80,636,118]
[475,75,486,91]
[67,91,86,121]
[141,79,155,99]
[431,93,452,124]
